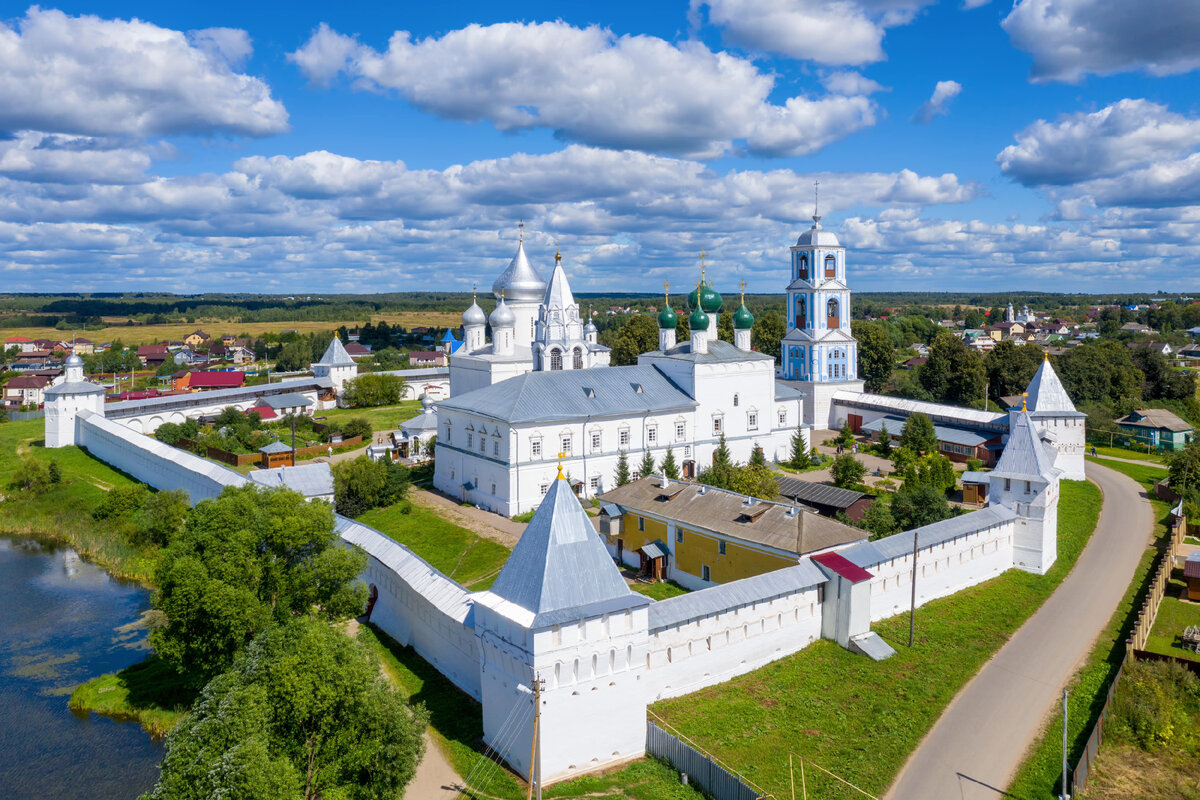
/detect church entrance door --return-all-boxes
[682,460,695,479]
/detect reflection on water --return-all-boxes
[0,536,163,800]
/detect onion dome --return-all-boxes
[733,303,754,330]
[419,392,434,411]
[795,215,841,247]
[584,318,598,335]
[492,237,547,302]
[489,296,516,328]
[699,283,722,313]
[658,305,678,329]
[688,307,709,330]
[463,299,487,327]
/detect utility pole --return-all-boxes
[526,673,544,800]
[908,526,920,647]
[1060,688,1070,799]
[984,380,989,412]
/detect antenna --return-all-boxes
[518,220,524,244]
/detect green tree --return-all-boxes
[660,446,680,480]
[47,460,62,485]
[900,452,957,494]
[860,501,898,540]
[638,449,656,479]
[835,423,855,448]
[717,311,734,343]
[751,311,785,361]
[146,618,426,800]
[93,484,150,521]
[274,341,311,372]
[877,422,892,456]
[984,341,1043,403]
[730,463,779,500]
[853,321,895,393]
[614,450,631,487]
[748,444,767,468]
[899,413,938,454]
[151,487,367,686]
[333,456,410,517]
[1167,440,1200,494]
[788,422,810,468]
[8,456,50,494]
[137,490,190,547]
[918,332,986,405]
[342,374,405,407]
[831,454,866,488]
[891,482,956,530]
[609,315,659,366]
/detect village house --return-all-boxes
[136,345,170,367]
[4,335,36,353]
[1127,341,1173,357]
[1115,408,1194,451]
[344,342,372,360]
[183,330,211,348]
[1120,321,1153,334]
[3,374,51,409]
[408,350,447,367]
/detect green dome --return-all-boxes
[733,303,754,329]
[699,283,723,313]
[658,305,678,329]
[688,308,710,330]
[686,284,700,310]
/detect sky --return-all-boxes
[1,1,1198,296]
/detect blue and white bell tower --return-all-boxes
[780,191,863,428]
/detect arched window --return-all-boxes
[824,254,836,277]
[796,296,807,328]
[573,348,583,370]
[549,349,563,370]
[827,298,839,328]
[798,254,808,279]
[733,393,740,407]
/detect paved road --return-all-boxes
[885,463,1153,800]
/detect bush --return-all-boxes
[966,457,983,472]
[9,456,50,494]
[47,460,62,485]
[154,418,201,446]
[93,485,150,521]
[1110,659,1200,750]
[342,373,405,407]
[333,455,410,517]
[831,454,867,488]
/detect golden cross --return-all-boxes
[518,220,524,243]
[663,279,670,304]
[699,247,708,282]
[1021,391,1029,412]
[738,278,747,303]
[556,451,566,480]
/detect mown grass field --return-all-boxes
[1088,445,1167,464]
[357,501,511,591]
[358,625,707,800]
[1144,569,1200,664]
[651,479,1102,800]
[318,400,423,434]
[0,311,462,347]
[1007,457,1173,798]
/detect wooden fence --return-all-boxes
[177,438,260,467]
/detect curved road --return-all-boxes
[886,463,1153,800]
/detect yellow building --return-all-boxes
[597,476,865,589]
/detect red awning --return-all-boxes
[811,551,874,584]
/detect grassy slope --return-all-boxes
[0,418,159,583]
[651,480,1102,800]
[68,656,193,737]
[1007,457,1170,799]
[358,625,706,800]
[357,502,511,591]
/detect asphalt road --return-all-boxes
[885,463,1153,800]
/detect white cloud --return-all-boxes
[691,0,934,65]
[912,80,962,124]
[289,21,876,159]
[0,7,287,138]
[821,71,888,95]
[1002,0,1200,83]
[997,99,1200,186]
[0,132,156,184]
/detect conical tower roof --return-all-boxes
[492,240,546,303]
[542,253,575,310]
[1026,355,1084,417]
[992,410,1057,482]
[488,476,635,619]
[317,337,356,367]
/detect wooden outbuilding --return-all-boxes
[1185,552,1200,602]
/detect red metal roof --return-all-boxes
[247,405,278,420]
[5,335,32,342]
[187,371,245,388]
[811,551,874,583]
[1185,554,1200,580]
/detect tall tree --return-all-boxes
[609,315,659,366]
[751,311,785,361]
[637,450,656,479]
[830,454,866,488]
[918,332,986,405]
[877,421,892,456]
[748,444,767,468]
[853,321,895,393]
[660,446,680,480]
[614,450,631,487]
[891,482,956,530]
[788,422,809,468]
[899,413,938,455]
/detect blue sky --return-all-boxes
[1,1,1198,295]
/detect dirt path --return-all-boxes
[410,487,526,548]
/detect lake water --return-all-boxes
[0,535,163,799]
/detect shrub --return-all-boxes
[93,485,150,521]
[47,460,62,485]
[9,456,50,494]
[966,457,984,472]
[342,373,405,407]
[831,454,867,488]
[1110,659,1200,750]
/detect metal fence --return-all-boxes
[7,410,44,421]
[647,720,763,800]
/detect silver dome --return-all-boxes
[65,353,84,368]
[490,297,516,328]
[419,392,434,411]
[795,215,841,247]
[584,320,597,333]
[492,241,546,303]
[463,301,488,327]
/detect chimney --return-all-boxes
[659,473,670,489]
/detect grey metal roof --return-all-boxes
[840,504,1019,569]
[401,409,440,435]
[317,337,357,367]
[492,240,546,302]
[44,379,105,397]
[249,463,334,497]
[1026,358,1085,418]
[489,477,636,620]
[1117,408,1193,432]
[437,364,696,424]
[860,416,990,447]
[375,367,450,379]
[258,440,293,454]
[641,339,774,365]
[104,376,328,418]
[640,540,669,559]
[261,392,314,409]
[960,471,990,484]
[794,218,841,247]
[831,390,1008,430]
[542,257,576,310]
[990,411,1057,481]
[335,515,475,624]
[599,503,622,517]
[775,476,867,509]
[774,382,805,401]
[648,559,827,631]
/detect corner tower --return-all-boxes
[780,193,863,428]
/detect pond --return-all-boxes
[0,535,163,800]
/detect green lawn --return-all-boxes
[651,479,1102,800]
[1008,458,1174,799]
[357,501,511,591]
[358,625,707,800]
[0,418,159,584]
[1144,569,1200,664]
[317,400,422,434]
[1088,444,1168,464]
[68,655,194,737]
[630,580,690,600]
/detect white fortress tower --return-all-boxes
[780,197,864,428]
[989,408,1061,574]
[472,468,650,784]
[43,354,105,448]
[311,337,358,395]
[1023,353,1087,481]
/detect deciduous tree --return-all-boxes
[853,321,895,393]
[831,454,866,488]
